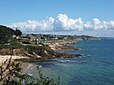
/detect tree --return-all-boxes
[0,57,60,85]
[0,25,15,44]
[15,29,22,36]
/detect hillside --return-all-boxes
[0,25,22,44]
[0,25,15,44]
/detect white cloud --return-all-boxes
[84,18,114,30]
[53,14,83,31]
[84,22,92,29]
[9,14,114,33]
[92,18,103,30]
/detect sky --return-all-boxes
[0,0,114,37]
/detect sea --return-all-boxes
[27,38,114,85]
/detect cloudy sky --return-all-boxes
[0,0,114,37]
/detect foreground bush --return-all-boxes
[0,57,60,85]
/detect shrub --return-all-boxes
[22,41,31,44]
[0,57,60,85]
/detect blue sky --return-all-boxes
[0,0,114,37]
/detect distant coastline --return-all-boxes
[0,37,100,65]
[0,40,81,64]
[0,24,100,64]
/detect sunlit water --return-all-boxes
[27,38,114,85]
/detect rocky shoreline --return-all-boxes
[44,40,80,50]
[0,41,82,63]
[0,37,101,64]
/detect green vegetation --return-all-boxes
[0,39,23,49]
[0,25,22,44]
[24,45,53,58]
[22,41,31,44]
[0,58,60,85]
[0,25,15,44]
[15,29,22,36]
[0,44,23,49]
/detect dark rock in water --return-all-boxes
[53,51,81,58]
[15,58,55,63]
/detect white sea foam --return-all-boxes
[59,60,70,63]
[39,65,42,68]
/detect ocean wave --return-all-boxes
[80,48,97,50]
[79,54,91,58]
[57,59,88,64]
[39,65,42,68]
[57,59,69,63]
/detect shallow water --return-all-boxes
[28,38,114,85]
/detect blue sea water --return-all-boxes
[29,38,114,85]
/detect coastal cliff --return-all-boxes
[0,44,81,62]
[0,25,100,63]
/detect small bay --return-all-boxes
[27,38,114,85]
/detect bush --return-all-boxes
[0,43,23,49]
[22,41,31,44]
[0,57,60,85]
